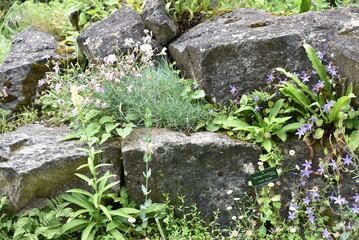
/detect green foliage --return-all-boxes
[0,196,73,240]
[299,0,312,13]
[0,1,21,63]
[164,0,212,22]
[126,0,145,14]
[150,194,219,239]
[0,107,38,134]
[0,197,13,239]
[61,114,136,239]
[275,42,358,147]
[6,0,74,40]
[216,0,330,16]
[12,196,72,240]
[61,105,164,240]
[65,0,122,31]
[205,93,301,153]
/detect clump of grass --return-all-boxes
[7,0,73,40]
[103,60,208,131]
[0,107,38,134]
[216,0,330,15]
[149,194,219,240]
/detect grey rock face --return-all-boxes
[122,128,262,222]
[142,0,177,45]
[0,124,122,212]
[77,7,147,63]
[0,28,64,112]
[169,7,359,104]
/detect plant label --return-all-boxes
[250,167,279,188]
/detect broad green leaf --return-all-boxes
[65,5,83,16]
[315,119,323,127]
[222,116,250,129]
[277,67,316,99]
[84,109,99,122]
[100,133,111,145]
[117,207,141,214]
[106,220,123,231]
[280,75,317,109]
[277,133,287,142]
[273,122,302,135]
[328,95,354,122]
[86,9,98,15]
[303,42,332,98]
[62,193,96,212]
[234,106,264,126]
[346,83,353,95]
[74,173,95,188]
[97,171,113,191]
[98,181,121,196]
[94,163,112,169]
[93,193,99,208]
[105,122,120,133]
[110,208,139,218]
[268,99,284,122]
[62,219,89,233]
[61,131,82,141]
[100,116,113,125]
[299,0,311,13]
[262,139,272,152]
[99,205,112,221]
[313,128,324,139]
[273,201,281,209]
[67,188,93,198]
[212,115,225,125]
[69,209,91,220]
[104,0,118,5]
[116,127,133,138]
[206,123,220,132]
[347,131,359,152]
[232,125,259,133]
[81,222,97,240]
[78,11,88,25]
[258,225,267,236]
[271,195,281,201]
[109,229,126,240]
[96,173,117,184]
[240,94,248,105]
[190,90,205,99]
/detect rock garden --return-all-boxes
[0,0,358,239]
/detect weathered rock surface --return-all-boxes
[142,0,177,45]
[0,28,65,112]
[0,124,122,212]
[77,7,148,63]
[169,7,359,104]
[121,128,262,222]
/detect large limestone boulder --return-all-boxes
[0,28,67,112]
[121,128,262,222]
[142,0,178,45]
[0,124,122,212]
[169,7,359,104]
[77,6,149,63]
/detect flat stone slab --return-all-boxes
[122,128,261,222]
[169,7,359,104]
[0,124,121,211]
